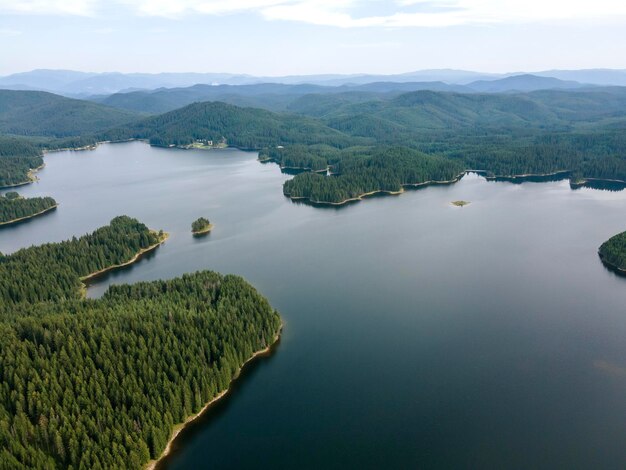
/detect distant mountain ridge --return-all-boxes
[1,68,625,96]
[93,81,472,114]
[88,75,603,115]
[465,74,589,93]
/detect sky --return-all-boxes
[1,0,625,76]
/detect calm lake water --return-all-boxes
[3,141,626,469]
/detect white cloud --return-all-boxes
[0,0,98,15]
[115,0,290,17]
[1,0,626,27]
[0,28,22,36]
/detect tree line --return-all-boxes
[0,193,57,224]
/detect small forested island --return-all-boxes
[0,216,282,469]
[0,192,58,226]
[191,217,213,235]
[599,230,626,273]
[451,200,470,207]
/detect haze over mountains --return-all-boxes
[2,68,626,97]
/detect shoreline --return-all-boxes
[42,139,145,155]
[281,165,329,173]
[570,176,626,189]
[598,252,626,276]
[31,141,626,190]
[192,223,214,236]
[470,169,571,180]
[146,324,283,470]
[287,173,464,206]
[0,203,58,227]
[0,163,46,190]
[79,231,169,285]
[257,156,329,174]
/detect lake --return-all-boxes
[3,141,626,469]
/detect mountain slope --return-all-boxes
[106,101,359,149]
[0,90,140,137]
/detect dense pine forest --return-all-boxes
[283,147,464,204]
[0,271,281,469]
[0,136,44,188]
[0,216,163,304]
[0,193,57,224]
[599,231,626,272]
[0,216,282,469]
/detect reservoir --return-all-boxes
[3,141,626,468]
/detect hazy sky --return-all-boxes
[1,0,625,75]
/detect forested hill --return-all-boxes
[308,88,626,133]
[104,101,361,149]
[286,88,614,147]
[0,90,140,137]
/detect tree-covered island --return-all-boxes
[599,230,626,273]
[191,217,213,235]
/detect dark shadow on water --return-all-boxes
[280,167,310,175]
[470,170,572,185]
[155,337,282,470]
[599,255,626,278]
[570,180,626,192]
[286,177,463,210]
[287,196,355,211]
[83,247,160,291]
[192,231,212,242]
[467,171,625,192]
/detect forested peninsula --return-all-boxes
[282,146,464,205]
[0,192,57,226]
[0,216,282,469]
[599,230,626,273]
[0,136,45,188]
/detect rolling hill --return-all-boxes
[105,101,360,149]
[0,90,140,138]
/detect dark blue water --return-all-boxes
[2,142,626,469]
